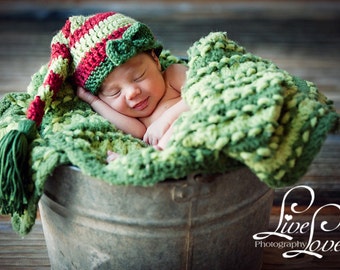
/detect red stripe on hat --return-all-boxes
[27,96,46,126]
[43,70,64,97]
[50,42,71,60]
[73,25,129,88]
[61,19,71,39]
[69,12,116,48]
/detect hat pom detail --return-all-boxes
[0,120,37,215]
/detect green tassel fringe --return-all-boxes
[0,120,36,215]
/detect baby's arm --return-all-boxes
[143,64,189,146]
[143,99,188,145]
[77,87,146,138]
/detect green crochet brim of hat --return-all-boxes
[1,32,339,235]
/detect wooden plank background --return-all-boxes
[1,1,339,111]
[0,1,339,269]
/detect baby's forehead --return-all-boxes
[123,53,147,68]
[118,52,154,72]
[100,53,149,90]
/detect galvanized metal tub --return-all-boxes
[39,165,273,270]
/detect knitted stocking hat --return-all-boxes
[0,11,162,215]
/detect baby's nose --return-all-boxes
[126,85,141,100]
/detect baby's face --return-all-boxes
[99,52,165,118]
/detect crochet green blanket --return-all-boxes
[0,32,338,235]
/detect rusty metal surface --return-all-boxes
[39,166,273,270]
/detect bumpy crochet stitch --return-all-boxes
[0,32,338,235]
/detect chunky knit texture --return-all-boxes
[0,30,338,235]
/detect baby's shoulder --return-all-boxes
[165,63,188,75]
[164,64,188,91]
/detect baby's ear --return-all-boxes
[150,50,157,61]
[150,50,161,69]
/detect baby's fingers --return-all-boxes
[143,133,159,146]
[106,150,120,163]
[77,86,97,104]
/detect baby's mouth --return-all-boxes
[133,97,149,111]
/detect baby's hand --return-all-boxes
[156,125,174,150]
[143,120,170,146]
[77,86,99,105]
[107,150,120,163]
[144,121,174,150]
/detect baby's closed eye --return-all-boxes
[102,88,121,98]
[134,70,146,82]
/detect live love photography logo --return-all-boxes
[253,185,340,259]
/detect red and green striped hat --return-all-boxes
[0,11,162,215]
[28,11,163,126]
